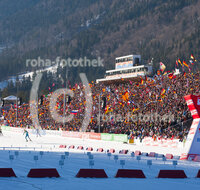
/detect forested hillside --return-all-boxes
[0,0,199,83]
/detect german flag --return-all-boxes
[90,117,94,123]
[168,73,174,79]
[161,88,166,96]
[122,91,129,102]
[105,106,108,114]
[147,79,154,84]
[133,107,139,112]
[136,83,140,87]
[178,59,182,66]
[183,61,189,68]
[140,78,144,85]
[161,94,165,99]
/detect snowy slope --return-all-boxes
[0,131,200,190]
[0,64,58,90]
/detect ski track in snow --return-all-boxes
[0,131,200,190]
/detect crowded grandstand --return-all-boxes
[1,55,199,143]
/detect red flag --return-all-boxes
[157,70,161,76]
[176,60,178,67]
[191,54,197,62]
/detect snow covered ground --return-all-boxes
[0,63,58,90]
[0,131,200,190]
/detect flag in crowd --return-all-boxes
[160,62,166,72]
[1,54,199,139]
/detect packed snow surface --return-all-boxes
[0,131,200,190]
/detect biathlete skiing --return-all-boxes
[36,128,41,137]
[23,129,32,142]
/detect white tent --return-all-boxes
[3,95,18,101]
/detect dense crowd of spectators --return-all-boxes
[1,71,199,141]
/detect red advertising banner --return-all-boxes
[180,95,200,160]
[61,131,101,140]
[180,118,200,160]
[184,95,200,119]
[62,131,83,138]
[142,137,179,148]
[88,133,101,140]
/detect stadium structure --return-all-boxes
[96,54,153,84]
